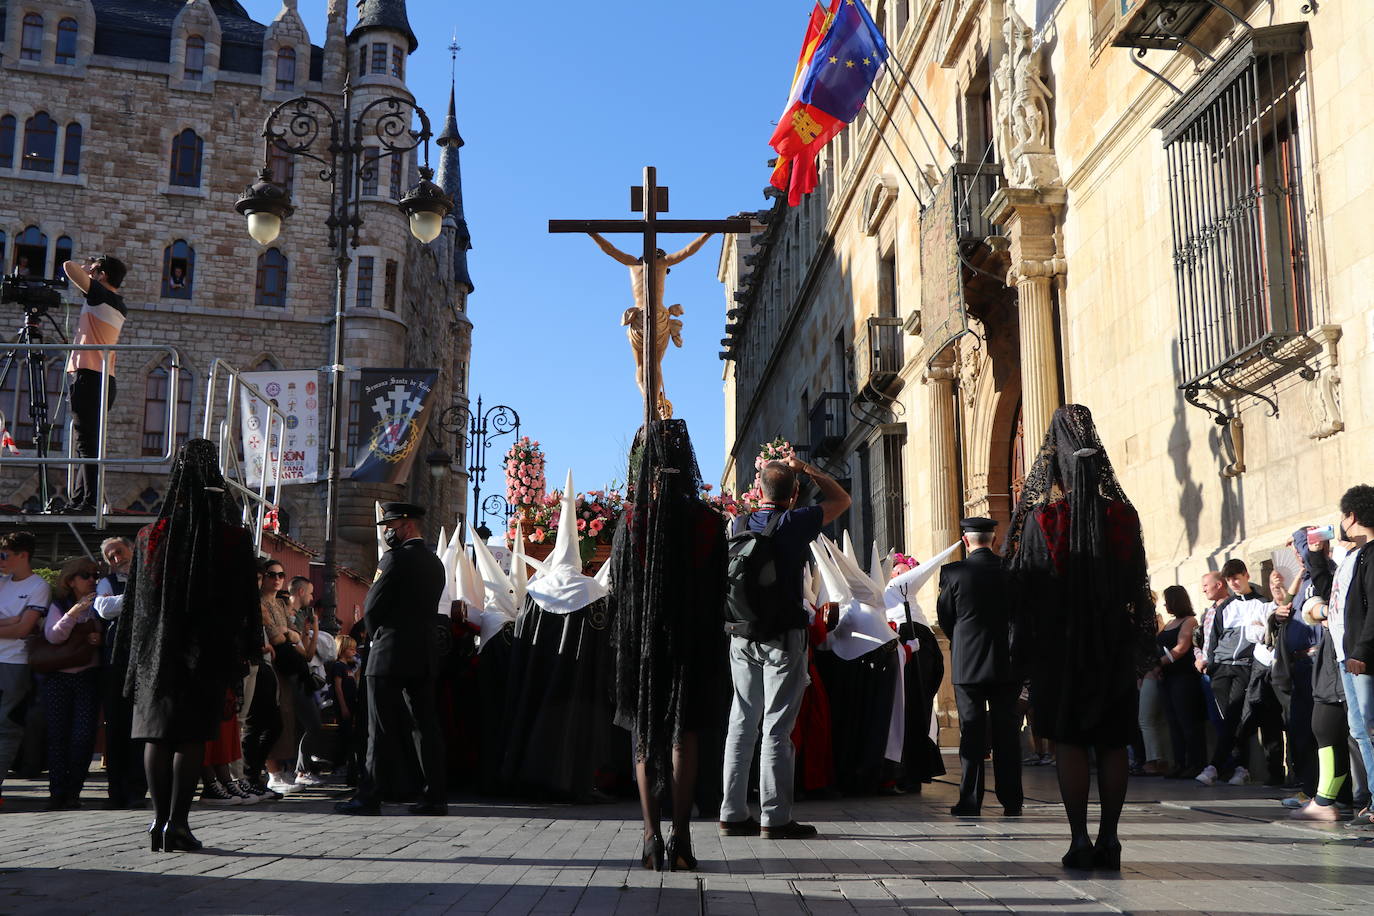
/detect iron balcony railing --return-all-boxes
[808,392,849,460]
[202,358,286,551]
[857,316,905,402]
[953,162,1004,242]
[0,342,185,529]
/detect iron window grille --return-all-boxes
[1156,24,1314,400]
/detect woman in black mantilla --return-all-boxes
[1004,405,1157,870]
[114,439,260,852]
[608,419,727,871]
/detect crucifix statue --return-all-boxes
[587,230,713,419]
[550,167,751,426]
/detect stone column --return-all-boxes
[987,187,1066,447]
[923,360,960,553]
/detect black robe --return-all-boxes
[898,617,946,787]
[499,596,619,800]
[814,639,899,794]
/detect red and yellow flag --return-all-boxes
[770,2,837,204]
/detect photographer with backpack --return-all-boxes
[719,458,850,840]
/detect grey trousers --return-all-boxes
[0,663,33,790]
[720,630,809,827]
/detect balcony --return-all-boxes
[855,316,904,404]
[1101,0,1228,53]
[809,392,849,460]
[953,163,1004,243]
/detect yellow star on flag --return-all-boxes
[863,57,872,65]
[845,60,855,68]
[829,55,838,63]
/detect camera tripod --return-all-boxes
[0,306,70,509]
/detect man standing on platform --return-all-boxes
[336,502,448,816]
[936,517,1023,817]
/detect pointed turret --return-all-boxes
[351,0,417,53]
[436,78,474,293]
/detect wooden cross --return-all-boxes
[550,166,752,429]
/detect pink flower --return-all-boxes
[576,519,586,531]
[590,519,604,533]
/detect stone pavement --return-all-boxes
[2,756,1372,915]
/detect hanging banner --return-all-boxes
[240,370,321,486]
[350,368,440,484]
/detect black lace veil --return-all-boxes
[1005,404,1157,692]
[608,419,723,792]
[117,439,259,702]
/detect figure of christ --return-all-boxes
[588,232,713,419]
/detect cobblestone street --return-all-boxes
[3,756,1371,914]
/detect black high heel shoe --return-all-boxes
[162,824,204,853]
[666,831,697,872]
[148,822,166,852]
[1091,838,1122,871]
[640,833,664,871]
[1060,837,1094,869]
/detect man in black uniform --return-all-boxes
[336,502,448,816]
[936,517,1022,817]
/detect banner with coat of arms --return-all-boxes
[240,370,321,486]
[350,368,440,484]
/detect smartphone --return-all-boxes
[1308,526,1335,546]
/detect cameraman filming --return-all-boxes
[61,255,128,513]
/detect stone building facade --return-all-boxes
[720,0,1368,741]
[0,0,474,574]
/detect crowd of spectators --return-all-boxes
[1096,484,1374,826]
[0,533,363,812]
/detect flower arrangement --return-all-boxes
[505,436,546,508]
[700,483,759,518]
[890,552,919,574]
[507,487,625,560]
[754,436,797,471]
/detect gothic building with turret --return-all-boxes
[0,0,474,576]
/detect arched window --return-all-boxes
[267,139,294,193]
[20,13,43,61]
[256,248,288,308]
[56,18,78,65]
[0,115,15,169]
[62,122,82,175]
[357,46,367,76]
[162,240,195,298]
[275,46,296,91]
[14,226,48,276]
[184,35,205,80]
[22,111,58,172]
[54,236,73,276]
[169,128,203,187]
[141,357,193,456]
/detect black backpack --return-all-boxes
[724,511,788,641]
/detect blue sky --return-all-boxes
[241,0,807,500]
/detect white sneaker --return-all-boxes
[1228,766,1250,786]
[266,774,300,795]
[293,771,323,787]
[1195,765,1218,786]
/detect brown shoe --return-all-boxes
[761,821,818,840]
[718,817,761,836]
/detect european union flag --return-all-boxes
[798,0,890,122]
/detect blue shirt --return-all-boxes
[735,505,824,632]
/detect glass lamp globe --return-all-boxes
[409,210,443,244]
[247,211,282,245]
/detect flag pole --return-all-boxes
[858,105,930,203]
[881,56,958,157]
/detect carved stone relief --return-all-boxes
[992,4,1061,190]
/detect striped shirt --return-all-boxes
[67,283,126,375]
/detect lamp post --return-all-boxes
[447,395,519,529]
[234,76,452,618]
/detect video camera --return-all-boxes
[0,275,66,318]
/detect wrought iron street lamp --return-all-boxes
[443,395,519,529]
[234,76,451,619]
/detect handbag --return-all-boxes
[27,619,100,674]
